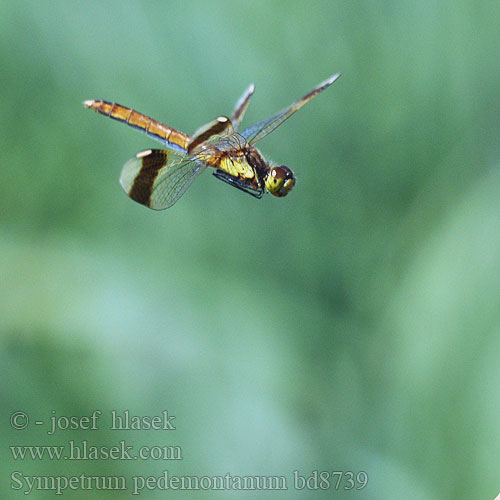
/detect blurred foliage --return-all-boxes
[1,0,500,498]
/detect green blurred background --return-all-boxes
[2,0,500,498]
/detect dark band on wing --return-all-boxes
[300,76,338,102]
[187,117,231,154]
[232,84,254,125]
[232,106,245,125]
[128,150,168,206]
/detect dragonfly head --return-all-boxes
[265,166,296,197]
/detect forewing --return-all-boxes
[188,116,235,154]
[241,73,341,145]
[231,83,255,131]
[120,149,206,210]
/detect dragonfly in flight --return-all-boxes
[84,73,341,210]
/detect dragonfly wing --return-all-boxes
[120,149,206,210]
[187,116,235,154]
[241,73,341,145]
[231,83,255,132]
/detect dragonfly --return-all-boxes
[84,73,341,210]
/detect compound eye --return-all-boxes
[275,165,294,180]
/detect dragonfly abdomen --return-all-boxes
[83,100,189,153]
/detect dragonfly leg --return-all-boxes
[212,169,264,199]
